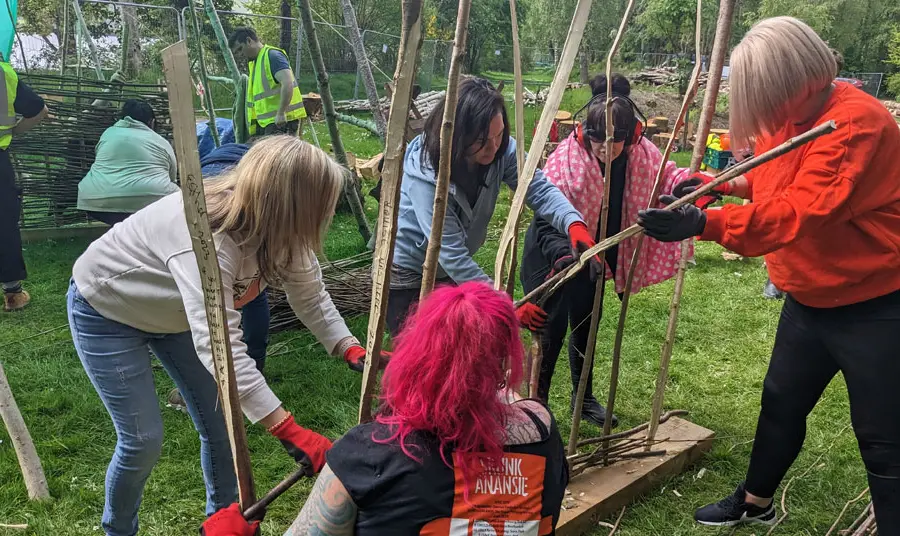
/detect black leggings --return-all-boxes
[745,290,900,532]
[0,152,26,283]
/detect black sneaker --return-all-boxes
[571,396,619,429]
[695,482,777,526]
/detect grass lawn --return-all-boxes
[0,101,867,535]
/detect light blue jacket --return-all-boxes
[392,135,584,284]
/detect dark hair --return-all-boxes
[422,77,510,173]
[228,27,259,49]
[120,99,155,127]
[585,73,638,146]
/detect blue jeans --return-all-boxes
[240,291,270,372]
[67,281,237,536]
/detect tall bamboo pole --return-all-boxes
[646,0,736,448]
[419,0,472,299]
[515,120,838,309]
[201,0,248,143]
[161,41,256,508]
[71,0,104,81]
[187,2,220,148]
[297,0,372,243]
[567,0,637,457]
[0,363,50,501]
[500,0,527,295]
[339,0,386,138]
[358,0,425,423]
[493,0,595,287]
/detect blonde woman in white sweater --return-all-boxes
[68,136,367,536]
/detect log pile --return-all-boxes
[882,100,900,118]
[633,66,709,87]
[336,90,445,118]
[268,252,372,332]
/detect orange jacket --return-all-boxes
[701,83,900,307]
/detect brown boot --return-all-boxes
[166,387,187,412]
[4,290,30,312]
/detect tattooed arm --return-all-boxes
[504,400,552,446]
[284,464,357,536]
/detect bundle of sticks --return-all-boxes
[11,73,172,230]
[267,252,373,332]
[336,90,445,118]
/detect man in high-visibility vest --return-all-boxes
[0,59,48,312]
[228,27,307,137]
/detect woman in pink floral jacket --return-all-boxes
[519,74,694,428]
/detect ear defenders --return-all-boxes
[574,92,647,146]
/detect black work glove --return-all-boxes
[547,254,576,279]
[637,195,707,242]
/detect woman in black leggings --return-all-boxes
[639,17,900,530]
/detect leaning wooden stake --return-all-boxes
[202,0,248,143]
[358,0,425,423]
[339,0,386,138]
[297,0,372,243]
[499,0,527,294]
[71,0,104,81]
[0,363,50,501]
[515,120,838,309]
[162,41,256,508]
[567,0,636,457]
[493,0,595,286]
[419,0,472,299]
[646,0,735,449]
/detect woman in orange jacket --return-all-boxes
[639,17,900,530]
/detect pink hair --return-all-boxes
[375,282,525,471]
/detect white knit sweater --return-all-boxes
[73,193,356,423]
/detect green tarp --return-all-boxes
[1,0,17,63]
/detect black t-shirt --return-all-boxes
[14,80,45,119]
[327,403,569,535]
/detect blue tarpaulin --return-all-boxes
[196,117,235,158]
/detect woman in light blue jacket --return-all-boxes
[388,77,601,334]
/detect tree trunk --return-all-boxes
[339,0,386,138]
[297,0,372,242]
[119,5,141,79]
[579,48,590,83]
[280,0,292,54]
[0,363,51,501]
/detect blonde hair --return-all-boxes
[205,136,345,283]
[729,17,836,148]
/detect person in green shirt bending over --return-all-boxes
[77,99,179,225]
[229,26,307,138]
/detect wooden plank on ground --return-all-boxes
[556,417,714,536]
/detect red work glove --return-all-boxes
[343,345,392,373]
[671,172,731,209]
[200,504,259,536]
[516,302,548,332]
[268,413,332,475]
[567,222,604,281]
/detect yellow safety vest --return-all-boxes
[0,62,19,150]
[247,45,306,135]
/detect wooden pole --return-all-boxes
[493,0,595,287]
[358,0,424,423]
[0,363,50,501]
[499,0,527,294]
[297,0,372,244]
[339,0,386,138]
[187,2,220,148]
[515,120,839,309]
[71,0,104,81]
[419,0,472,299]
[201,0,248,143]
[161,41,256,508]
[568,0,637,457]
[646,0,736,448]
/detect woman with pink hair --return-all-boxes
[202,282,569,535]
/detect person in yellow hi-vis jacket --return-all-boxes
[229,27,307,137]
